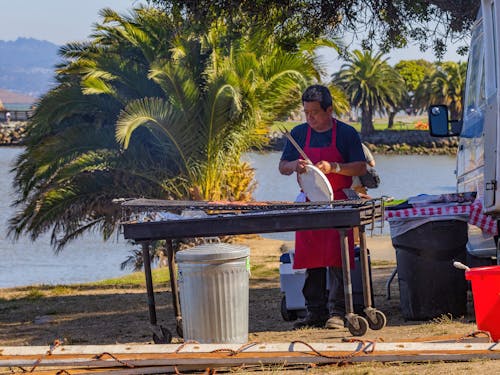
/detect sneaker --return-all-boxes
[325,315,345,329]
[293,312,328,329]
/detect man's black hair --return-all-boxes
[301,85,333,111]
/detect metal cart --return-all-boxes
[120,198,386,342]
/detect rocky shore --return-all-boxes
[0,121,26,145]
[1,122,458,154]
[361,130,459,155]
[267,129,458,155]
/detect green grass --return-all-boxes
[272,115,428,133]
[371,260,397,268]
[88,267,170,287]
[250,264,279,278]
[50,286,74,296]
[27,268,170,292]
[347,120,388,132]
[3,268,171,301]
[384,198,407,207]
[23,287,45,300]
[5,259,276,296]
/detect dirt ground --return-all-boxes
[1,236,499,374]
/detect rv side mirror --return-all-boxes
[428,105,461,137]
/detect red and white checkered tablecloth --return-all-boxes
[468,199,498,235]
[384,199,498,236]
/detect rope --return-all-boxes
[172,341,202,375]
[210,341,259,356]
[342,338,377,354]
[28,339,62,373]
[457,330,493,343]
[9,367,27,373]
[174,339,375,369]
[93,352,135,368]
[290,338,376,364]
[174,340,200,353]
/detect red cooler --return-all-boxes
[465,265,500,341]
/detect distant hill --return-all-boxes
[0,88,36,104]
[0,38,60,98]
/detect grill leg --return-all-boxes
[340,229,369,336]
[142,241,157,326]
[142,241,173,343]
[339,229,354,316]
[359,226,373,308]
[166,239,183,336]
[359,226,387,331]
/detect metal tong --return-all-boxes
[278,126,312,164]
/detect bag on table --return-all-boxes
[359,166,380,188]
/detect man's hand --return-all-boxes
[279,159,310,175]
[295,159,309,174]
[316,160,334,174]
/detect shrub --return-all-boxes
[414,121,429,130]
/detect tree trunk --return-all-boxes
[387,111,396,129]
[450,100,461,121]
[361,108,375,135]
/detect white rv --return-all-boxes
[428,0,499,264]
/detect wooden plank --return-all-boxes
[3,352,500,371]
[1,341,499,356]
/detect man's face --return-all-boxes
[303,101,332,132]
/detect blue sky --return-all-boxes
[1,0,140,44]
[1,0,467,76]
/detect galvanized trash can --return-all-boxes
[176,243,250,343]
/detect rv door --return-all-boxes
[456,9,487,200]
[481,0,500,214]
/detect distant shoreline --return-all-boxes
[266,129,458,155]
[0,121,458,155]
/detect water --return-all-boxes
[246,152,456,202]
[0,148,456,287]
[3,103,33,111]
[244,152,457,240]
[0,148,132,287]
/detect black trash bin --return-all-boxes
[391,219,468,320]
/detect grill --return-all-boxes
[121,198,384,241]
[119,197,386,343]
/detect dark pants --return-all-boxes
[302,267,345,317]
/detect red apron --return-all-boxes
[293,121,355,269]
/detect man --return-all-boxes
[279,84,367,329]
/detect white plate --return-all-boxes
[297,164,334,202]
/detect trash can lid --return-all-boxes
[465,265,500,280]
[176,243,250,262]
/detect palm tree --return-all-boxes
[9,6,320,251]
[414,61,466,120]
[332,50,405,135]
[431,61,467,120]
[327,83,350,116]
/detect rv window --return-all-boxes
[462,20,485,139]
